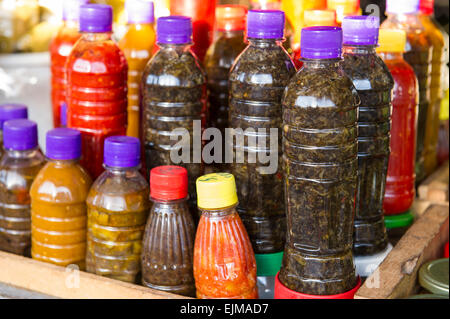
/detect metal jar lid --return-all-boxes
[419,258,449,296]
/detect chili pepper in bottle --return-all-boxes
[31,128,92,268]
[0,103,28,158]
[194,173,258,299]
[66,4,128,179]
[0,120,45,256]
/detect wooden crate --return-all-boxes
[418,161,449,204]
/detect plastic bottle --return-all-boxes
[86,136,150,283]
[66,4,128,179]
[50,0,88,128]
[381,0,432,185]
[142,166,196,297]
[204,5,247,172]
[0,120,45,256]
[119,0,156,139]
[194,173,258,299]
[0,103,28,158]
[326,0,361,25]
[277,26,360,298]
[30,128,92,268]
[437,89,449,165]
[378,29,419,216]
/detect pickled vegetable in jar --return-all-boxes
[31,128,92,268]
[86,136,150,283]
[341,16,394,256]
[0,120,45,256]
[142,166,196,297]
[0,104,28,158]
[377,29,419,216]
[194,173,258,299]
[278,27,359,297]
[66,4,128,179]
[118,0,156,139]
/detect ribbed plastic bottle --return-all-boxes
[66,4,128,179]
[31,128,92,268]
[118,0,156,139]
[50,0,88,128]
[142,166,196,297]
[86,136,150,283]
[0,120,45,256]
[229,9,296,287]
[0,103,28,158]
[277,26,360,298]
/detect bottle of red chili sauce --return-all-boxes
[66,4,128,179]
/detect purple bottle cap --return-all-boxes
[63,0,89,22]
[104,136,140,168]
[342,15,380,45]
[3,119,38,151]
[247,10,285,39]
[46,128,81,160]
[0,103,28,130]
[157,16,192,44]
[386,0,419,14]
[301,26,343,60]
[79,4,113,33]
[126,0,155,24]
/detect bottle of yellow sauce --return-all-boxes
[30,128,92,269]
[119,0,156,138]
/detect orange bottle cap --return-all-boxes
[304,9,337,27]
[216,5,247,32]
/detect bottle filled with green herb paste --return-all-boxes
[229,9,296,288]
[341,16,394,256]
[276,26,360,298]
[141,16,206,215]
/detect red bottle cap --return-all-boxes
[150,166,188,201]
[216,5,247,31]
[419,0,434,15]
[444,242,449,258]
[274,273,362,299]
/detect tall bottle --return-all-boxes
[118,0,156,139]
[50,0,88,128]
[419,0,447,175]
[31,128,92,268]
[194,173,258,299]
[378,29,419,216]
[341,16,394,256]
[0,103,28,158]
[66,4,128,179]
[229,9,295,279]
[381,0,432,185]
[142,166,196,297]
[277,27,360,298]
[141,16,206,214]
[0,120,45,256]
[86,136,150,283]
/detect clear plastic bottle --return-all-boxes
[31,128,92,268]
[66,4,128,179]
[118,0,156,139]
[0,120,45,256]
[86,136,150,283]
[142,166,196,297]
[278,27,359,297]
[0,104,28,158]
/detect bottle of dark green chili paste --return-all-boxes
[276,26,360,298]
[229,9,296,296]
[341,16,394,257]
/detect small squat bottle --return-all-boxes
[86,136,150,283]
[0,103,28,157]
[0,120,45,256]
[194,173,258,299]
[142,166,196,297]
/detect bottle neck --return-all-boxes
[215,29,245,39]
[301,58,341,70]
[248,38,284,48]
[151,197,188,205]
[158,42,192,53]
[81,32,112,42]
[5,147,40,159]
[343,44,377,55]
[104,164,140,176]
[199,204,237,218]
[128,22,154,31]
[48,158,79,167]
[378,51,404,61]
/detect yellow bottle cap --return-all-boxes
[304,9,337,27]
[196,173,238,210]
[377,29,407,53]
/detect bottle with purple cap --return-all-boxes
[86,136,150,283]
[0,120,45,256]
[0,103,28,158]
[66,4,128,180]
[277,27,360,298]
[30,128,92,269]
[341,16,394,258]
[141,16,206,217]
[119,0,156,139]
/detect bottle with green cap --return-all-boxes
[193,173,258,299]
[385,211,415,246]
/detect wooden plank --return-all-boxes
[418,161,449,203]
[355,204,449,299]
[0,251,190,299]
[0,282,56,299]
